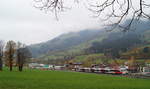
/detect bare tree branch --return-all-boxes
[16,42,31,72]
[34,0,150,31]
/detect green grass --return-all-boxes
[0,69,150,89]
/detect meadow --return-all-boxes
[0,69,150,89]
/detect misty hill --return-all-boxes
[29,20,150,59]
[28,29,109,57]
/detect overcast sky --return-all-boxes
[0,0,102,45]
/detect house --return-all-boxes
[28,63,40,69]
[143,67,150,72]
[142,67,150,75]
[67,62,83,71]
[54,65,65,70]
[29,63,54,70]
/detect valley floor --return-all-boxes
[0,69,150,89]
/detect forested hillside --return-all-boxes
[28,29,109,57]
[28,20,150,63]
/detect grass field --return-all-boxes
[0,69,150,89]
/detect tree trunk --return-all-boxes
[9,60,13,71]
[0,58,3,71]
[18,64,23,72]
[19,66,21,71]
[19,64,23,72]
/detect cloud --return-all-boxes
[0,0,102,45]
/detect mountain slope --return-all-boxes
[28,29,109,57]
[29,20,150,59]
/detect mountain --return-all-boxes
[28,20,150,60]
[28,29,109,57]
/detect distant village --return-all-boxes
[28,57,150,78]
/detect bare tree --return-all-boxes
[34,0,150,31]
[34,0,69,19]
[5,41,16,71]
[16,42,31,72]
[0,40,4,71]
[88,0,150,31]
